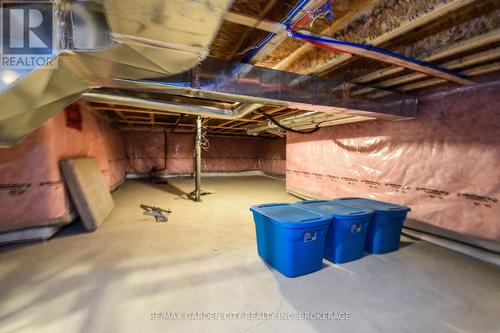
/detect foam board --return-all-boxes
[61,158,114,231]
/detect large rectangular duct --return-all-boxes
[93,57,419,121]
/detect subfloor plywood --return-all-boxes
[0,176,499,333]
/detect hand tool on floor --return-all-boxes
[140,204,171,223]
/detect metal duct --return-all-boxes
[0,0,418,146]
[103,57,419,121]
[0,0,233,147]
[83,91,264,120]
[83,87,374,136]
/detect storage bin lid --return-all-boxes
[295,200,373,219]
[333,197,410,213]
[250,203,331,229]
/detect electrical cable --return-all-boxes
[200,130,210,151]
[193,126,210,157]
[236,0,281,57]
[237,45,259,56]
[287,29,468,80]
[255,110,322,134]
[241,0,312,63]
[238,0,334,62]
[306,0,334,28]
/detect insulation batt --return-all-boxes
[287,81,500,241]
[125,132,286,176]
[259,137,286,176]
[0,104,127,232]
[0,117,285,233]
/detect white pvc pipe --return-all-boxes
[402,228,500,267]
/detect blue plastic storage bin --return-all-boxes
[250,203,331,277]
[333,198,410,254]
[295,200,373,264]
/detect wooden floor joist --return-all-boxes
[399,62,500,92]
[117,120,256,132]
[379,47,500,87]
[227,0,327,64]
[272,0,380,71]
[92,107,179,117]
[353,30,500,84]
[353,46,500,96]
[114,110,126,120]
[119,115,152,120]
[224,10,282,34]
[225,0,281,60]
[295,31,473,85]
[249,107,288,121]
[95,106,262,125]
[216,115,264,128]
[305,0,479,75]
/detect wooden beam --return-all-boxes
[93,111,115,125]
[380,47,500,87]
[94,105,265,124]
[216,119,237,127]
[353,30,500,84]
[224,10,283,34]
[114,110,126,120]
[237,0,328,64]
[119,115,150,120]
[306,0,479,75]
[272,0,380,70]
[209,127,247,132]
[226,0,281,60]
[204,131,273,138]
[92,106,179,117]
[398,62,500,92]
[118,120,176,126]
[463,62,500,76]
[297,30,473,85]
[212,117,262,128]
[117,120,260,131]
[353,46,500,96]
[250,106,288,120]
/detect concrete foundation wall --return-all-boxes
[286,82,500,241]
[0,104,127,232]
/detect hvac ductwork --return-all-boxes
[84,88,373,136]
[0,0,233,147]
[88,57,418,125]
[83,90,264,120]
[1,0,418,146]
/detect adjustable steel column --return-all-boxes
[194,116,202,202]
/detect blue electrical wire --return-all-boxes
[288,30,468,80]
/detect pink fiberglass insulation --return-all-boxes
[125,132,286,176]
[203,136,259,172]
[286,81,500,241]
[259,137,286,176]
[0,103,127,232]
[167,133,195,173]
[125,130,168,174]
[125,131,194,174]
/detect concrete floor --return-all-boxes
[0,176,499,333]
